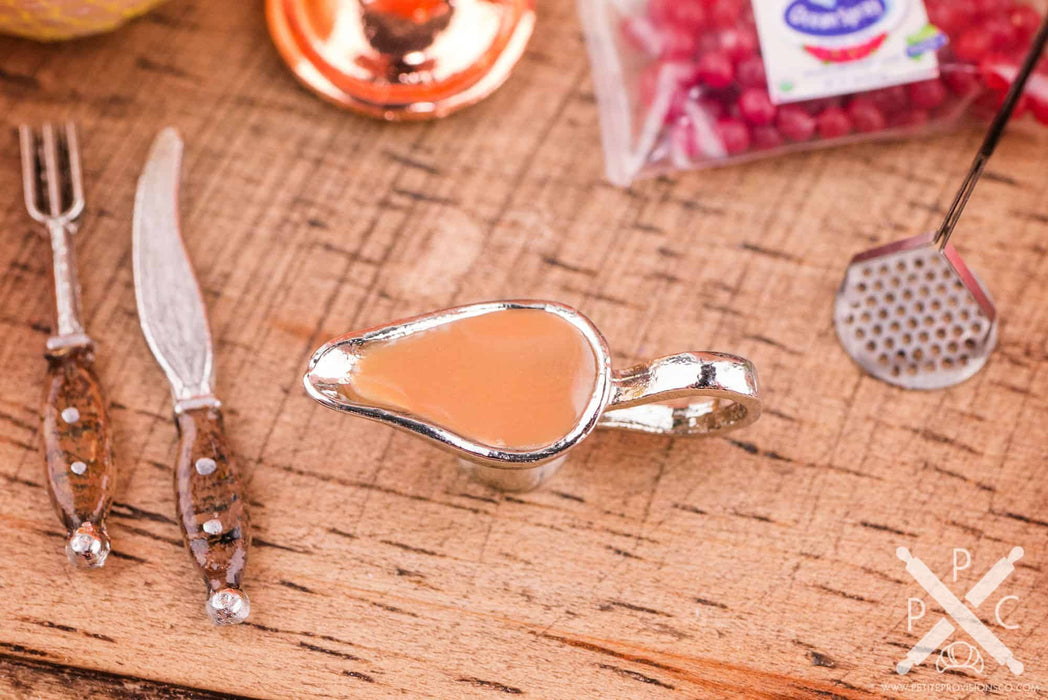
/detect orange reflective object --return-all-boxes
[266,0,536,120]
[340,308,599,450]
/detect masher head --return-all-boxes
[834,232,997,390]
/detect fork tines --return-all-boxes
[19,122,85,229]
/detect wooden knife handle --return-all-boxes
[175,405,251,625]
[41,343,116,568]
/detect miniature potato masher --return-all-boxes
[835,16,1048,390]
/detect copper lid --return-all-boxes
[266,0,536,120]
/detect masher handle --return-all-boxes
[936,15,1048,249]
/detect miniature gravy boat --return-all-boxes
[304,301,762,491]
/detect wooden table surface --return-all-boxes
[1,2,1046,698]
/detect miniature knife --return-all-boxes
[133,128,250,625]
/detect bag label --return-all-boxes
[752,0,943,104]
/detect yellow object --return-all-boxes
[0,0,165,40]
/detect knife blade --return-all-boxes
[133,128,214,406]
[133,128,251,625]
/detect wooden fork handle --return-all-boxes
[175,405,251,625]
[41,343,116,568]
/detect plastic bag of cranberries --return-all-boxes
[579,0,1048,185]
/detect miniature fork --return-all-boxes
[20,122,116,568]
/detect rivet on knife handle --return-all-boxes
[175,403,250,624]
[20,122,116,568]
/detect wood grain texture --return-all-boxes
[0,1,1046,698]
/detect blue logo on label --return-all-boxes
[784,0,889,37]
[906,29,948,57]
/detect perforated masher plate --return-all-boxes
[834,232,997,390]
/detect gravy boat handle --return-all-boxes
[598,352,761,437]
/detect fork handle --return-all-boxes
[175,405,251,625]
[41,343,115,568]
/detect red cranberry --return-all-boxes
[709,0,742,29]
[954,29,993,62]
[926,0,976,36]
[751,125,784,150]
[817,107,852,139]
[672,108,737,161]
[973,90,1003,116]
[715,117,751,154]
[979,56,1014,91]
[776,105,816,142]
[889,108,931,129]
[868,86,909,114]
[738,88,777,126]
[973,0,1013,18]
[695,29,722,55]
[908,79,948,110]
[984,18,1019,50]
[696,50,735,89]
[697,96,728,120]
[736,55,767,88]
[1010,5,1042,42]
[669,87,706,123]
[739,1,755,25]
[648,0,707,32]
[801,96,842,115]
[719,27,759,63]
[661,26,699,59]
[847,97,887,133]
[639,61,701,120]
[943,67,982,97]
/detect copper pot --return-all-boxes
[267,0,536,120]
